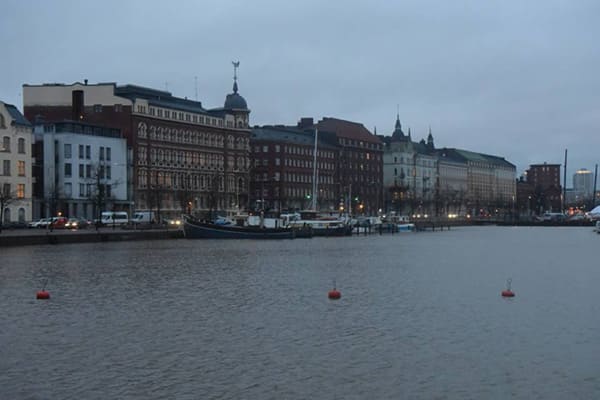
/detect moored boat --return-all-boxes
[281,211,352,237]
[183,216,296,239]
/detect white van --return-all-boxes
[101,211,129,226]
[131,211,155,224]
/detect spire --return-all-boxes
[232,61,240,93]
[374,125,377,135]
[395,113,401,130]
[408,127,411,139]
[427,125,434,149]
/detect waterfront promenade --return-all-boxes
[0,226,183,247]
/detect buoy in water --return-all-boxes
[36,290,50,300]
[501,278,515,297]
[328,289,341,300]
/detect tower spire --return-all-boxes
[232,61,240,93]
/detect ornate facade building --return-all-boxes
[0,101,33,225]
[23,69,250,220]
[382,113,516,217]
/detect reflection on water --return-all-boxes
[1,226,599,399]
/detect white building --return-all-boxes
[0,102,33,225]
[33,121,128,220]
[573,168,594,199]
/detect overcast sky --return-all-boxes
[2,0,598,184]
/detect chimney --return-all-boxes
[297,117,314,129]
[84,79,88,85]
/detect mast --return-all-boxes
[563,149,568,213]
[312,128,318,210]
[594,163,598,207]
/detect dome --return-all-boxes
[224,93,248,110]
[224,81,248,110]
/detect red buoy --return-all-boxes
[36,290,50,300]
[328,289,341,300]
[501,278,515,297]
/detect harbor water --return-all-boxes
[1,226,599,399]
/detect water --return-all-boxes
[1,226,599,399]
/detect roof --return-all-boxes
[438,148,515,168]
[252,125,338,149]
[315,117,381,144]
[2,103,32,127]
[115,84,208,114]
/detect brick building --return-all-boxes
[23,75,250,220]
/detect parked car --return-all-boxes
[49,216,68,229]
[65,217,90,229]
[28,218,52,228]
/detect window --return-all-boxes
[106,185,111,197]
[18,208,25,223]
[86,145,91,159]
[114,104,123,112]
[99,147,104,160]
[93,104,102,113]
[79,144,84,159]
[17,161,25,176]
[106,147,111,161]
[79,184,85,197]
[2,160,10,175]
[16,184,25,198]
[2,136,9,152]
[18,138,25,154]
[64,183,72,198]
[263,145,268,153]
[2,183,10,196]
[64,163,72,177]
[86,164,91,178]
[106,165,111,180]
[64,143,72,159]
[79,164,84,178]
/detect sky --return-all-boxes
[1,0,599,184]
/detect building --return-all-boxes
[32,121,128,220]
[250,124,338,212]
[312,117,383,215]
[0,102,33,226]
[525,163,562,213]
[23,70,250,220]
[382,115,437,216]
[572,168,594,200]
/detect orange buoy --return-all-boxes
[36,290,50,300]
[501,278,515,297]
[328,289,341,300]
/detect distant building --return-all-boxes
[32,121,128,220]
[525,163,562,213]
[573,168,594,199]
[0,102,33,225]
[381,113,515,217]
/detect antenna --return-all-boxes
[194,76,198,101]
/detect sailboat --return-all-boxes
[281,128,353,237]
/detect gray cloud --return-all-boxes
[1,0,598,182]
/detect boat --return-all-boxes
[383,213,415,232]
[183,216,296,239]
[281,211,353,237]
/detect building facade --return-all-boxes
[250,125,338,212]
[32,122,128,220]
[313,117,383,216]
[0,102,33,225]
[23,74,250,220]
[382,116,437,216]
[525,163,562,213]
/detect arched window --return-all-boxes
[3,208,10,223]
[18,208,25,223]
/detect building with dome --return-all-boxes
[23,69,251,220]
